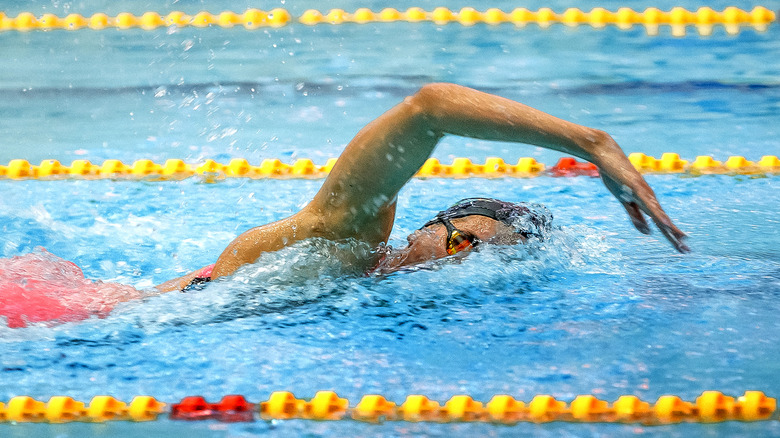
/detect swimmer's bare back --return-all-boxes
[157,83,688,292]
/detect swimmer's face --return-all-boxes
[378,215,524,272]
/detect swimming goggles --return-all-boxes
[432,216,480,255]
[422,197,541,255]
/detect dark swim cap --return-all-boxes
[423,198,552,239]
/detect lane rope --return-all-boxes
[0,7,774,36]
[0,390,775,424]
[0,154,778,181]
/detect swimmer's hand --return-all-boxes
[590,137,689,253]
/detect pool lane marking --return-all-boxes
[0,391,776,424]
[1,155,779,180]
[0,7,775,35]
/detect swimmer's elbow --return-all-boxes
[414,82,458,99]
[405,83,459,119]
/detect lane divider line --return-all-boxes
[1,155,778,181]
[1,391,775,424]
[0,7,774,36]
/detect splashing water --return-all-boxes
[0,222,607,331]
[103,225,610,331]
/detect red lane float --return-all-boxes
[549,157,600,177]
[170,395,254,422]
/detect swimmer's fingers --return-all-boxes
[647,207,690,253]
[603,174,652,234]
[626,177,690,253]
[622,201,650,234]
[602,172,690,253]
[623,199,689,252]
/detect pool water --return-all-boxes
[1,0,780,436]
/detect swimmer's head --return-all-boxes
[377,198,552,272]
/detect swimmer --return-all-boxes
[156,83,688,292]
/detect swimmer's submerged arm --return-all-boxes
[311,82,688,252]
[155,265,214,293]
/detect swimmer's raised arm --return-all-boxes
[203,83,688,285]
[310,82,688,252]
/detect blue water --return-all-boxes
[1,0,780,436]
